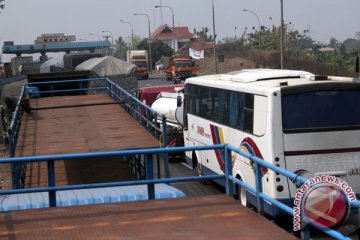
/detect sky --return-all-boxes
[0,0,359,61]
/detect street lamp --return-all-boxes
[211,0,217,74]
[120,19,134,50]
[133,13,152,73]
[155,5,175,52]
[243,9,261,50]
[102,30,113,45]
[89,33,101,41]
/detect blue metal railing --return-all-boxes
[0,144,359,239]
[8,85,27,188]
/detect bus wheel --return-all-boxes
[234,176,250,207]
[193,152,205,184]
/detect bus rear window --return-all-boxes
[282,90,360,133]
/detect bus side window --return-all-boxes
[253,95,267,136]
[229,92,238,128]
[243,94,254,133]
[236,92,245,130]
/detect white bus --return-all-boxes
[181,69,360,216]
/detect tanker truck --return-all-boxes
[151,86,184,152]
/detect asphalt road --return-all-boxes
[138,74,178,88]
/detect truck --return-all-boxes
[163,56,199,82]
[150,87,185,160]
[127,50,149,80]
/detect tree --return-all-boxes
[343,38,360,53]
[329,37,338,49]
[113,36,130,60]
[137,39,174,68]
[194,27,214,42]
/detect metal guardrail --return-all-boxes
[0,144,359,239]
[9,77,169,188]
[7,85,27,189]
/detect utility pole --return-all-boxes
[280,0,284,69]
[160,0,163,24]
[212,0,218,74]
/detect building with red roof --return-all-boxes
[151,24,193,52]
[151,24,215,56]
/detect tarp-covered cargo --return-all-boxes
[40,57,64,73]
[75,56,138,93]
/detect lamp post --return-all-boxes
[133,13,152,73]
[211,0,217,74]
[243,9,261,50]
[89,33,100,41]
[121,19,134,50]
[159,0,163,24]
[155,5,175,52]
[280,0,284,69]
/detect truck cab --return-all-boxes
[164,56,199,81]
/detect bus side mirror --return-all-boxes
[177,95,182,107]
[356,55,359,73]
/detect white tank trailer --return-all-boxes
[150,87,184,129]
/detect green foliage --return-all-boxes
[137,39,174,68]
[343,38,360,54]
[243,23,314,51]
[194,27,214,42]
[113,36,130,60]
[219,24,359,77]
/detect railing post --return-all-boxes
[156,154,161,179]
[154,113,158,138]
[161,115,168,146]
[50,85,54,97]
[8,128,14,157]
[254,160,264,215]
[161,115,170,178]
[301,224,311,240]
[225,145,234,196]
[145,154,155,199]
[47,160,56,207]
[146,110,151,132]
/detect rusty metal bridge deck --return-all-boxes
[0,195,296,240]
[16,94,159,188]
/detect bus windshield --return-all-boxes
[282,90,360,133]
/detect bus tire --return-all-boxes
[192,151,198,169]
[234,176,250,207]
